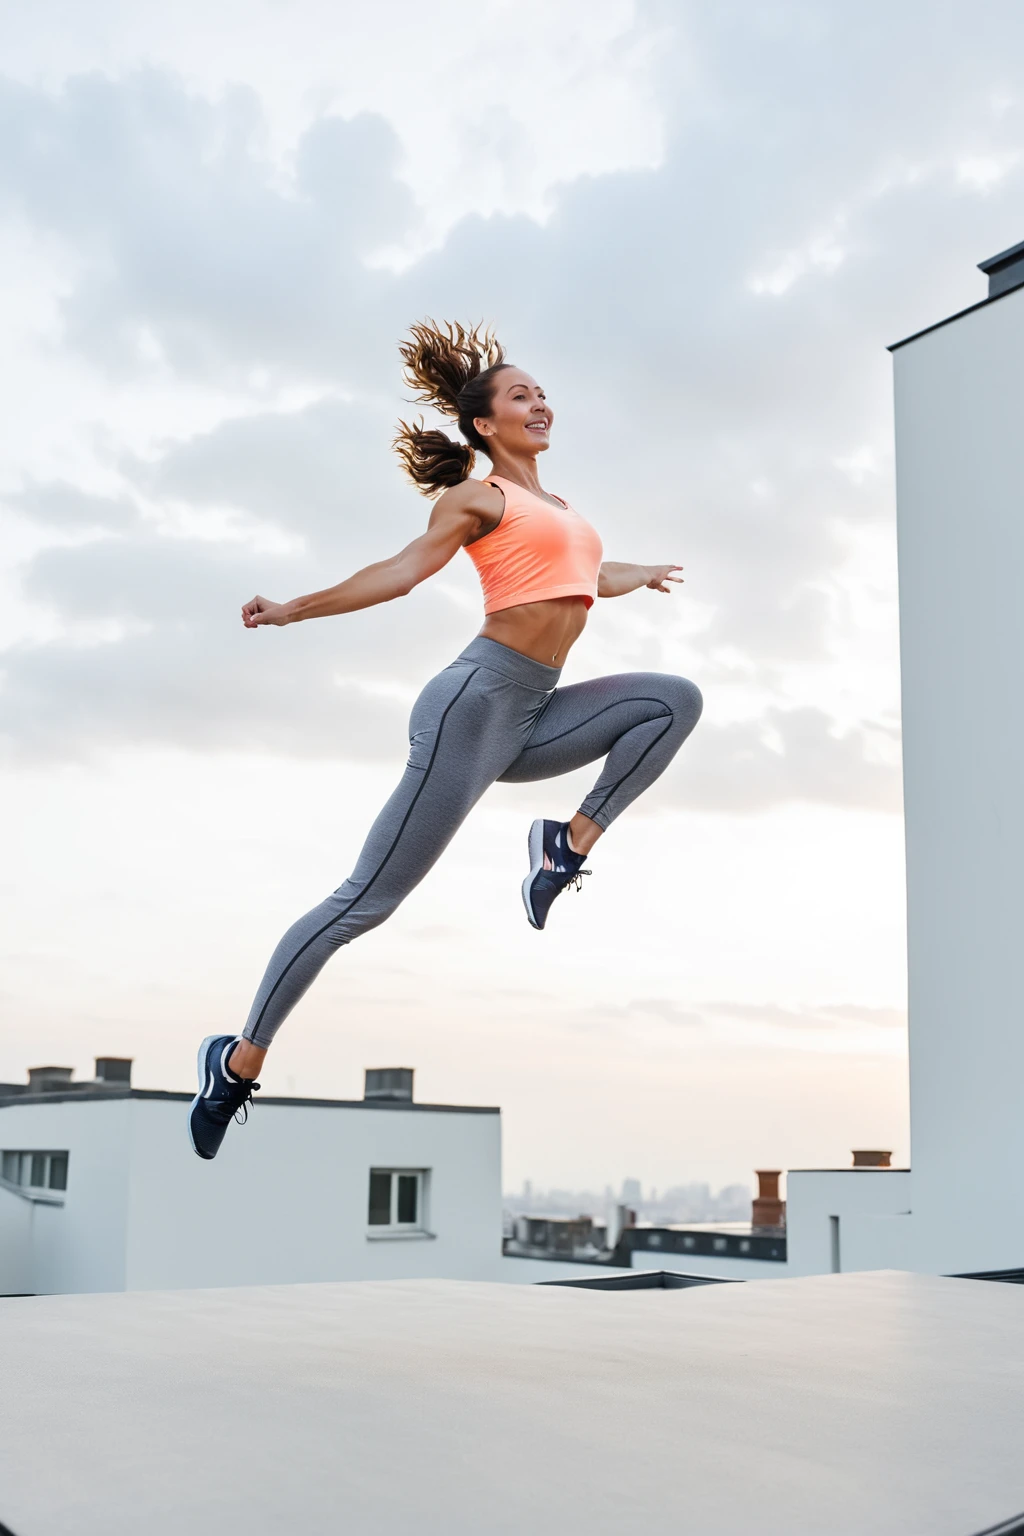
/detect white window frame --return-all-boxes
[0,1149,68,1206]
[1,1149,69,1192]
[366,1167,434,1241]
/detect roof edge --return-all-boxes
[0,1088,499,1114]
[888,283,1020,352]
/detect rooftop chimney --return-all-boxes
[95,1057,132,1086]
[852,1149,892,1168]
[363,1067,414,1103]
[27,1066,74,1094]
[978,239,1024,299]
[751,1169,786,1230]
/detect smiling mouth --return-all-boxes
[525,420,549,433]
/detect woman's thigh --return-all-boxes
[498,673,693,783]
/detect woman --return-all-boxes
[188,321,702,1159]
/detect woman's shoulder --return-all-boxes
[436,477,504,509]
[431,477,506,533]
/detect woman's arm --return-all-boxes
[242,481,502,627]
[597,562,683,599]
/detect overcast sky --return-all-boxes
[2,0,1021,1190]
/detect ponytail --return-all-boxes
[393,320,510,497]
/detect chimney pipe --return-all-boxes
[27,1066,74,1094]
[95,1057,132,1086]
[751,1169,786,1230]
[363,1068,414,1103]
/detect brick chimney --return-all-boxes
[751,1169,786,1230]
[852,1149,892,1168]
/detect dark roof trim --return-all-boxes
[788,1166,910,1173]
[979,237,1024,275]
[970,1510,1024,1536]
[888,280,1021,352]
[542,1270,737,1291]
[0,1088,498,1114]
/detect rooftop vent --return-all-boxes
[27,1066,74,1094]
[364,1068,414,1103]
[978,239,1024,299]
[95,1057,132,1086]
[852,1149,892,1168]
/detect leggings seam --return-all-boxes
[247,665,480,1043]
[585,713,677,822]
[518,697,673,754]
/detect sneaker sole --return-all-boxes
[187,1033,222,1159]
[522,818,545,930]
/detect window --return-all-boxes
[367,1169,428,1233]
[1,1150,69,1192]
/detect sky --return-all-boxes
[1,0,1022,1191]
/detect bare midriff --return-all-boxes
[480,594,590,668]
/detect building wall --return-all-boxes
[0,1186,34,1293]
[785,1171,912,1275]
[1,1095,503,1294]
[893,283,1024,1273]
[0,1097,132,1293]
[124,1098,503,1290]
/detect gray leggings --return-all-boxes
[244,637,702,1047]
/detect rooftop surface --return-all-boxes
[2,1271,1023,1535]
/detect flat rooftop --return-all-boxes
[2,1271,1023,1535]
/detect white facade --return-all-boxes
[0,1089,503,1294]
[892,274,1024,1274]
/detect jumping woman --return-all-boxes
[188,322,703,1159]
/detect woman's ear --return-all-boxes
[473,417,494,439]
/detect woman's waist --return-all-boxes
[479,595,588,669]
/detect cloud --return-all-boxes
[702,1001,906,1033]
[8,483,140,532]
[3,8,1022,805]
[0,72,409,381]
[669,706,902,813]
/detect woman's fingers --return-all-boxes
[242,595,273,626]
[647,566,684,593]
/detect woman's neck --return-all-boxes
[485,450,545,496]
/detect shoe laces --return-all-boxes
[234,1080,260,1125]
[563,869,591,894]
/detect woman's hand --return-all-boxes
[242,595,292,628]
[597,562,684,598]
[645,564,684,594]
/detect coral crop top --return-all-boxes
[464,475,604,616]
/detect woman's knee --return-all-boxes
[658,674,703,728]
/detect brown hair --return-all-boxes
[393,320,511,497]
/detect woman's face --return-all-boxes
[475,368,552,456]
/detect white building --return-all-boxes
[0,1060,504,1294]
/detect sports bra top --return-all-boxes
[464,475,604,616]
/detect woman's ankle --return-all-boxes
[229,1039,267,1080]
[567,814,602,858]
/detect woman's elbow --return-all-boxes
[388,558,421,599]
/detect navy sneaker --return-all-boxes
[522,819,591,930]
[187,1034,260,1160]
